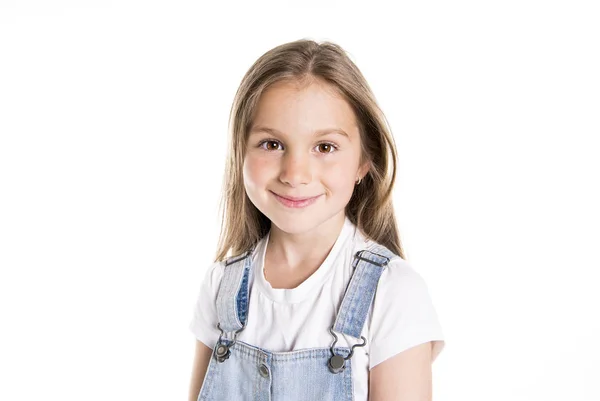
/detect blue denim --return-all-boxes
[198,241,396,401]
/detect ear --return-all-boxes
[357,159,372,180]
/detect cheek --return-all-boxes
[321,160,359,192]
[243,154,272,187]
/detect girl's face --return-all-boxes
[243,79,369,236]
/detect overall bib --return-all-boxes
[197,240,396,401]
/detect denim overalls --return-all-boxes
[197,239,396,401]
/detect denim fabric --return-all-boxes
[199,340,354,401]
[199,239,396,401]
[333,244,396,338]
[215,249,254,332]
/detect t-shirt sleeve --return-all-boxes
[188,260,224,350]
[368,257,446,370]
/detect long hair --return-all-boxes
[213,39,405,262]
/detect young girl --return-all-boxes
[188,39,445,401]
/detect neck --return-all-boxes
[266,212,346,272]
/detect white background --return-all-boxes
[1,1,599,400]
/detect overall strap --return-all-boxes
[332,240,397,339]
[215,248,254,333]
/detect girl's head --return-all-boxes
[214,39,404,261]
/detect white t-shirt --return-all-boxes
[189,216,445,401]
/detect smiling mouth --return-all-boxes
[270,191,323,208]
[270,191,320,201]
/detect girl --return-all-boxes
[188,39,445,401]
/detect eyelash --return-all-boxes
[257,139,339,154]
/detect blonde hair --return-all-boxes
[214,39,405,262]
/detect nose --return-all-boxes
[279,150,312,187]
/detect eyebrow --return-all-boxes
[249,125,350,140]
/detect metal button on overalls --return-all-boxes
[259,363,269,378]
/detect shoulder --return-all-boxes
[379,256,430,295]
[202,248,255,291]
[350,234,434,310]
[371,254,437,324]
[202,242,258,285]
[196,259,226,299]
[354,232,427,293]
[354,236,425,288]
[368,254,446,368]
[207,259,225,280]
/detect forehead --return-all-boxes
[250,80,359,140]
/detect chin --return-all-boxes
[267,208,344,236]
[266,213,316,233]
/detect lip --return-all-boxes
[271,191,320,201]
[270,191,322,208]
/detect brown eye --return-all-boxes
[259,140,283,151]
[317,143,338,153]
[266,141,279,151]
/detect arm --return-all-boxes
[369,341,433,401]
[188,261,224,400]
[188,340,214,401]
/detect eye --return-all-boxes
[258,139,283,151]
[316,142,338,154]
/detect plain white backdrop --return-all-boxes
[1,1,599,400]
